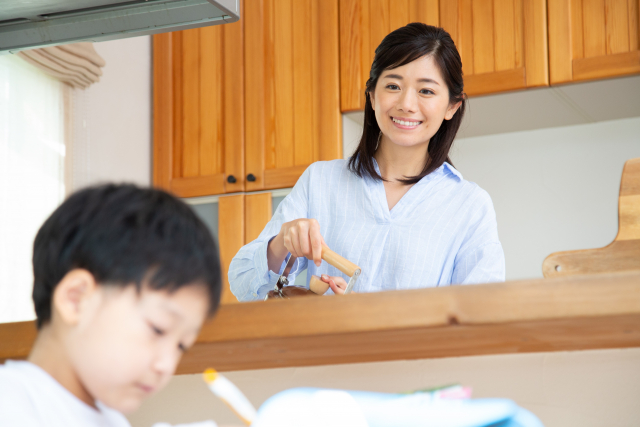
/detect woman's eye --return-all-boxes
[386,84,399,90]
[420,89,434,95]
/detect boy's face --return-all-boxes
[66,282,210,413]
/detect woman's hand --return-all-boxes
[320,274,350,295]
[267,218,325,272]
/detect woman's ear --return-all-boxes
[444,100,462,120]
[52,269,98,326]
[369,92,375,110]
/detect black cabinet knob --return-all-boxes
[246,173,256,182]
[227,175,237,184]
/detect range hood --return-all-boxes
[0,0,239,54]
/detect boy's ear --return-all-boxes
[52,269,98,326]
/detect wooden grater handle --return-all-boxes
[322,246,361,277]
[309,275,330,295]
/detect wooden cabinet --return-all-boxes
[153,19,245,198]
[549,0,640,84]
[339,0,549,111]
[217,193,273,304]
[154,0,342,198]
[339,0,440,111]
[244,0,342,191]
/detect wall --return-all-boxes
[70,36,152,191]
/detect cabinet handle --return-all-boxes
[227,175,237,184]
[246,173,256,182]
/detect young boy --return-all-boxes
[0,184,222,426]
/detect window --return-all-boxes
[0,55,66,323]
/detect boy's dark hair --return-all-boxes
[32,184,221,329]
[349,23,466,185]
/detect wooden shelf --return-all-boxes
[2,272,639,374]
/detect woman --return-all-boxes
[229,23,504,301]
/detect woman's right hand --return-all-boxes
[267,218,325,272]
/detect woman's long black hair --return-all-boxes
[348,23,466,185]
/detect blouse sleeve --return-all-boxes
[228,166,312,301]
[451,189,506,285]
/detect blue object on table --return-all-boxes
[252,388,543,427]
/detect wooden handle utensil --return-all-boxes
[309,246,362,295]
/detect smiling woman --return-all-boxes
[229,23,504,301]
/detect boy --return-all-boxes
[0,184,222,426]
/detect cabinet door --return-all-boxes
[340,0,440,111]
[153,16,245,198]
[218,193,273,304]
[339,0,548,109]
[549,0,640,84]
[244,0,342,191]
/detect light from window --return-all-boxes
[0,55,66,323]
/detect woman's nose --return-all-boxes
[397,89,417,113]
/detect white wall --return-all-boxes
[70,36,152,191]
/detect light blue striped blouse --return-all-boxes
[229,159,505,301]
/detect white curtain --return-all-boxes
[0,55,66,323]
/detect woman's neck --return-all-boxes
[374,136,428,182]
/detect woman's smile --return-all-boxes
[391,116,423,129]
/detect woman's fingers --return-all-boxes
[321,274,349,295]
[309,220,323,267]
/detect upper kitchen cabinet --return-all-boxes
[339,0,549,111]
[244,0,342,191]
[153,16,245,198]
[549,0,640,84]
[340,0,440,111]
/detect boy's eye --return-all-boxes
[150,324,165,336]
[178,343,188,353]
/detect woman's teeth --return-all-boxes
[392,117,421,127]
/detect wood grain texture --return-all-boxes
[548,0,573,83]
[410,0,439,26]
[170,175,226,198]
[152,33,173,191]
[181,29,201,179]
[199,25,223,177]
[583,0,607,57]
[317,0,342,161]
[3,273,640,371]
[494,0,517,71]
[472,0,495,74]
[274,0,295,171]
[339,0,364,111]
[605,0,630,55]
[293,0,315,167]
[464,67,526,96]
[171,31,184,180]
[572,0,585,60]
[264,164,310,189]
[543,158,640,277]
[223,12,245,193]
[523,0,549,87]
[458,0,475,76]
[629,0,639,51]
[244,193,272,244]
[390,0,410,31]
[244,0,266,191]
[572,49,640,80]
[218,195,245,304]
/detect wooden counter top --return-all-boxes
[2,272,640,374]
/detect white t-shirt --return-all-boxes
[0,360,131,427]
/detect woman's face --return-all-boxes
[370,55,461,150]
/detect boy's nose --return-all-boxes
[152,347,181,376]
